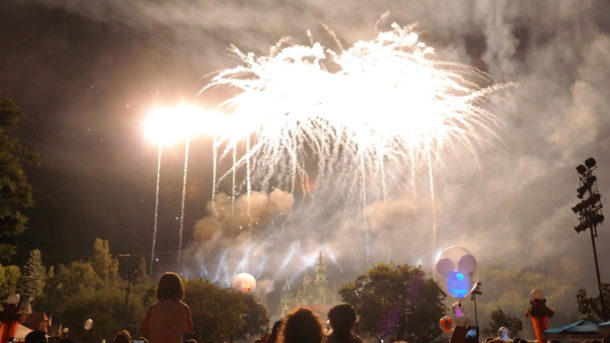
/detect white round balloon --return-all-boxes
[232,273,256,293]
[84,319,93,331]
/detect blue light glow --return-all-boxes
[447,270,471,299]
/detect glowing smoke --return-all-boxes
[365,196,419,232]
[192,189,294,284]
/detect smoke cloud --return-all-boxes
[193,189,294,242]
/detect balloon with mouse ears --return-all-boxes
[435,247,478,299]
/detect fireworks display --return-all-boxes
[202,23,503,202]
[144,23,505,278]
[7,0,610,323]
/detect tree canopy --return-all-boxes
[34,239,150,342]
[32,238,268,343]
[185,279,268,342]
[0,96,37,261]
[482,308,523,339]
[0,264,20,299]
[576,283,610,321]
[16,249,46,302]
[91,238,119,282]
[339,263,446,343]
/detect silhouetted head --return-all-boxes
[25,331,47,343]
[281,307,323,343]
[156,272,185,300]
[113,330,132,343]
[328,304,357,334]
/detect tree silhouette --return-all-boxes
[340,263,446,343]
[482,309,523,338]
[16,249,46,307]
[576,283,610,321]
[0,97,38,261]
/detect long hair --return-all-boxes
[156,272,185,300]
[328,304,357,342]
[281,307,323,343]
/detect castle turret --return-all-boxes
[315,250,326,281]
[274,251,334,320]
[281,280,291,298]
[314,250,328,304]
[279,281,293,317]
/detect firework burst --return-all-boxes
[145,23,508,274]
[203,23,503,202]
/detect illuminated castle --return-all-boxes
[277,251,336,319]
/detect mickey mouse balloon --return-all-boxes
[435,246,479,299]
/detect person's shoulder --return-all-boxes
[178,300,190,307]
[147,301,161,309]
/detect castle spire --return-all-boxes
[315,251,327,282]
[281,280,292,301]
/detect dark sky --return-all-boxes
[1,2,211,265]
[3,0,610,318]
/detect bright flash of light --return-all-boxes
[143,104,226,146]
[202,23,505,200]
[144,103,229,275]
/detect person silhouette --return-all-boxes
[139,272,194,343]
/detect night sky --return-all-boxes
[2,1,213,265]
[3,0,610,314]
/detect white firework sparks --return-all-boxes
[202,23,503,202]
[145,23,507,274]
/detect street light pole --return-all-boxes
[471,282,482,328]
[589,225,606,320]
[572,157,607,321]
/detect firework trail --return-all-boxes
[150,146,163,275]
[232,145,237,218]
[143,105,207,273]
[178,139,190,271]
[427,150,437,263]
[246,136,251,217]
[211,136,218,213]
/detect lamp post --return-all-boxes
[571,157,607,321]
[471,282,482,328]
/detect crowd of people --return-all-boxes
[137,272,365,343]
[257,304,362,343]
[19,272,507,343]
